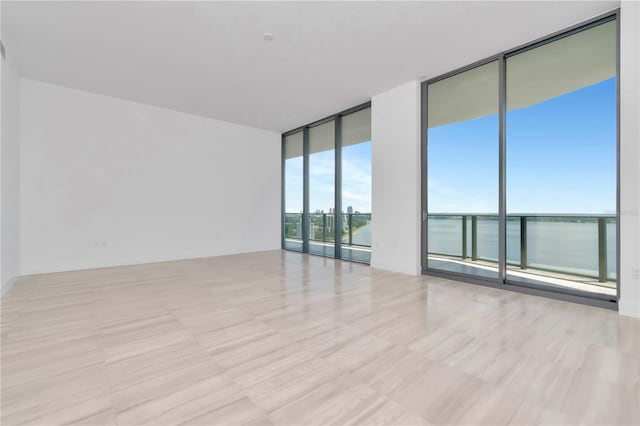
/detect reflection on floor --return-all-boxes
[1,250,637,425]
[428,255,616,297]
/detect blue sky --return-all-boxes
[286,77,616,216]
[429,77,617,214]
[285,157,304,213]
[285,141,372,213]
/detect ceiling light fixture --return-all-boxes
[263,33,275,41]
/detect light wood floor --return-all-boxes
[1,250,639,426]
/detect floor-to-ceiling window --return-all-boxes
[341,107,372,263]
[426,61,499,279]
[423,13,618,307]
[505,19,617,297]
[282,103,372,263]
[308,120,336,257]
[283,132,304,252]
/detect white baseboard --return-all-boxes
[1,275,19,297]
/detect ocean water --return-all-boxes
[286,214,616,280]
[342,223,372,246]
[428,217,617,279]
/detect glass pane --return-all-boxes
[427,61,499,279]
[308,121,335,258]
[284,132,303,251]
[341,108,372,263]
[505,20,617,297]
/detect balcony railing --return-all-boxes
[428,214,616,283]
[309,213,335,243]
[284,212,372,248]
[284,213,303,240]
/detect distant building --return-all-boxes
[347,206,353,214]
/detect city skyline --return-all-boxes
[285,140,372,213]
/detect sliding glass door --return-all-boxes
[505,19,617,297]
[423,14,618,304]
[426,61,499,279]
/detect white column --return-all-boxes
[370,80,421,275]
[619,0,640,318]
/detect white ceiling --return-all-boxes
[1,1,619,132]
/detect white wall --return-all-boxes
[1,39,21,295]
[371,80,421,275]
[619,0,640,318]
[20,79,280,275]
